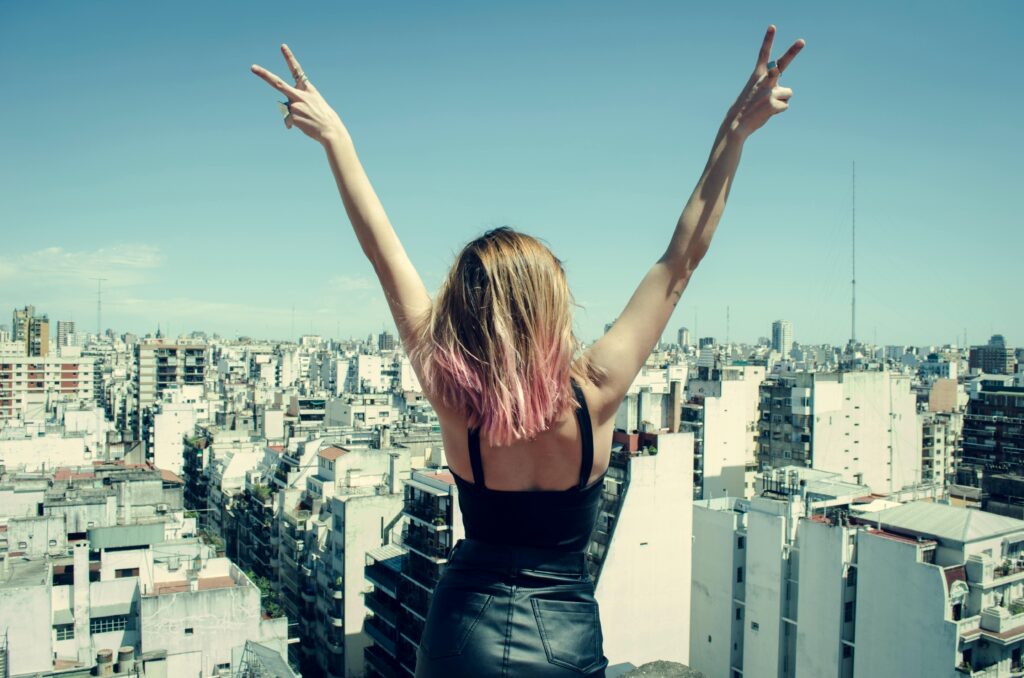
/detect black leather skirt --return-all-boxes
[414,538,608,678]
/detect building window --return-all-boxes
[736,567,744,584]
[737,536,746,550]
[55,624,74,641]
[735,607,742,620]
[751,622,759,631]
[90,615,128,634]
[115,568,140,579]
[843,645,852,659]
[844,601,854,623]
[216,663,231,671]
[847,568,857,586]
[185,627,194,635]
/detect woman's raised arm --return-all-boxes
[251,45,432,359]
[584,26,805,419]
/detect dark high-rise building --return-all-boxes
[378,331,396,351]
[961,383,1024,473]
[969,334,1016,374]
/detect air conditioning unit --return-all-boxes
[156,504,169,513]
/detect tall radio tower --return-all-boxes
[91,277,107,338]
[850,162,857,346]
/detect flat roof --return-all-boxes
[860,502,1024,544]
[0,558,48,589]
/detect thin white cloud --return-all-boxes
[327,274,376,292]
[0,244,163,287]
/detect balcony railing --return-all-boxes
[367,563,399,596]
[366,591,400,628]
[403,499,449,528]
[366,616,398,657]
[403,556,441,590]
[365,644,402,677]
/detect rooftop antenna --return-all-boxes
[91,277,107,337]
[850,161,857,346]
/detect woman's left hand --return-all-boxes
[251,44,348,145]
[725,26,805,140]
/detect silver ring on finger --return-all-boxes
[277,101,291,119]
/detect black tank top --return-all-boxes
[450,379,606,552]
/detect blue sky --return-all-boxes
[1,1,1020,347]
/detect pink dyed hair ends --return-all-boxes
[413,228,594,447]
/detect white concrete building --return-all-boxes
[692,465,1024,678]
[0,354,96,424]
[758,370,922,494]
[595,431,694,667]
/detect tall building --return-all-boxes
[377,330,396,352]
[691,468,1024,678]
[57,319,76,348]
[135,339,207,447]
[969,334,1016,375]
[678,327,692,348]
[26,315,49,357]
[961,382,1024,476]
[11,305,34,342]
[757,370,922,494]
[682,362,766,500]
[771,320,793,357]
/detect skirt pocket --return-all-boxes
[420,587,494,659]
[530,598,604,674]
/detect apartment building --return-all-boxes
[364,469,464,678]
[0,354,96,424]
[0,533,289,676]
[683,362,765,500]
[757,370,922,494]
[135,339,207,445]
[691,465,1024,678]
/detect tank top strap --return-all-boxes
[467,426,486,487]
[570,378,595,490]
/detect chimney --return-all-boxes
[669,380,682,433]
[73,541,91,664]
[113,646,135,674]
[94,649,114,676]
[388,452,400,495]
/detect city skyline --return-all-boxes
[2,2,1021,345]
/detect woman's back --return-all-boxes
[437,376,613,493]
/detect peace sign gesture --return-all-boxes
[251,44,347,145]
[727,25,805,139]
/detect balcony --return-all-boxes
[327,603,344,627]
[402,527,450,562]
[366,616,398,657]
[403,499,449,530]
[403,556,441,591]
[365,644,402,678]
[327,577,344,600]
[367,563,400,597]
[366,590,400,628]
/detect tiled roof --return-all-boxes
[318,446,346,461]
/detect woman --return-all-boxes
[252,24,803,677]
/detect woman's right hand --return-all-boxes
[726,25,805,139]
[251,44,349,146]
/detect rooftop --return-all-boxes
[147,575,237,596]
[318,445,347,461]
[860,502,1024,544]
[0,558,49,589]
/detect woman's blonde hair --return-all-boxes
[413,227,596,446]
